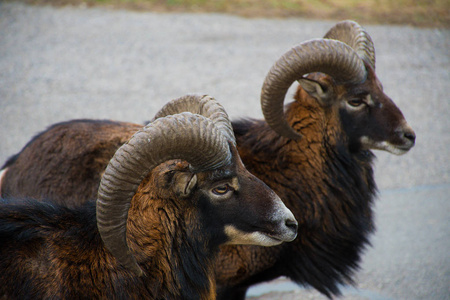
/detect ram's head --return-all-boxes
[261,20,415,155]
[96,95,298,276]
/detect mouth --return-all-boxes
[258,234,285,246]
[263,232,296,244]
[224,226,297,247]
[259,226,298,244]
[394,144,413,153]
[360,137,414,155]
[385,142,415,155]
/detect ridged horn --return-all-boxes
[324,20,376,70]
[261,38,367,140]
[152,94,235,145]
[96,112,232,276]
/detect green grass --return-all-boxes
[17,0,450,27]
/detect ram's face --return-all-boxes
[338,63,416,155]
[174,146,298,247]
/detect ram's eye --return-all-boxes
[212,185,231,195]
[347,99,364,107]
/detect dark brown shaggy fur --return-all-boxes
[1,120,141,208]
[0,161,221,299]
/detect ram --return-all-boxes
[0,96,298,299]
[214,21,415,299]
[0,21,415,298]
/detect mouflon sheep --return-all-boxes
[213,20,415,299]
[0,97,298,299]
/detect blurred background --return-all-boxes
[14,0,450,28]
[1,0,449,299]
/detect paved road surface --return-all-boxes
[1,2,449,299]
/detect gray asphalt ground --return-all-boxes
[0,2,449,299]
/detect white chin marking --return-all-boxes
[360,137,408,156]
[224,226,283,247]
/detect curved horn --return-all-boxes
[96,112,232,276]
[152,94,235,145]
[324,20,376,70]
[261,39,367,140]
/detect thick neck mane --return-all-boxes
[231,97,377,295]
[128,181,217,300]
[0,197,216,299]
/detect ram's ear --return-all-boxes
[298,77,334,106]
[173,172,198,198]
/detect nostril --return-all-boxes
[285,218,298,232]
[404,131,416,143]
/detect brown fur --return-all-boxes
[1,120,141,208]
